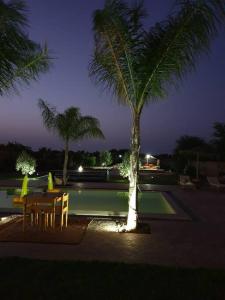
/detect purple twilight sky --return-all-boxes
[0,0,225,155]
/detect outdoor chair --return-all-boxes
[179,175,195,189]
[55,193,69,230]
[207,176,225,191]
[23,201,40,230]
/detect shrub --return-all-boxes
[16,151,36,175]
[118,152,130,179]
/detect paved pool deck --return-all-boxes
[0,182,225,269]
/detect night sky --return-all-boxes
[0,0,224,155]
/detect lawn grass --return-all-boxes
[0,257,224,299]
[0,172,22,180]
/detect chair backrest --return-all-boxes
[55,193,69,211]
[207,176,219,185]
[62,193,69,209]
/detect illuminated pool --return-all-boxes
[0,189,176,216]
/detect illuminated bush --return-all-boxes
[118,152,130,179]
[16,151,36,175]
[118,153,141,180]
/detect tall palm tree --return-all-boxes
[0,0,51,95]
[38,99,104,185]
[90,0,225,230]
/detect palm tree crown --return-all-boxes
[38,100,104,143]
[90,0,225,113]
[0,0,51,95]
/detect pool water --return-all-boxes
[0,189,175,216]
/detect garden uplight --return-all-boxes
[146,154,151,164]
[78,165,83,172]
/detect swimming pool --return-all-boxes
[0,189,176,216]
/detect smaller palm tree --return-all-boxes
[38,99,104,185]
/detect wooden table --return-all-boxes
[23,192,66,231]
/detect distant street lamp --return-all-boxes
[146,154,151,165]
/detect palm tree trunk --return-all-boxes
[63,140,69,185]
[126,111,140,231]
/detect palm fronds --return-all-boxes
[38,100,104,143]
[38,99,56,130]
[90,0,146,109]
[90,0,225,113]
[0,0,51,95]
[74,116,105,140]
[138,0,225,110]
[55,107,80,141]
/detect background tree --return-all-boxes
[109,148,129,164]
[0,0,51,95]
[90,0,225,230]
[174,135,214,177]
[38,99,104,185]
[85,155,97,167]
[16,150,36,175]
[211,122,225,160]
[99,150,112,166]
[174,135,207,156]
[35,147,64,172]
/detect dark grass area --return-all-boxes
[0,258,225,299]
[0,172,22,180]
